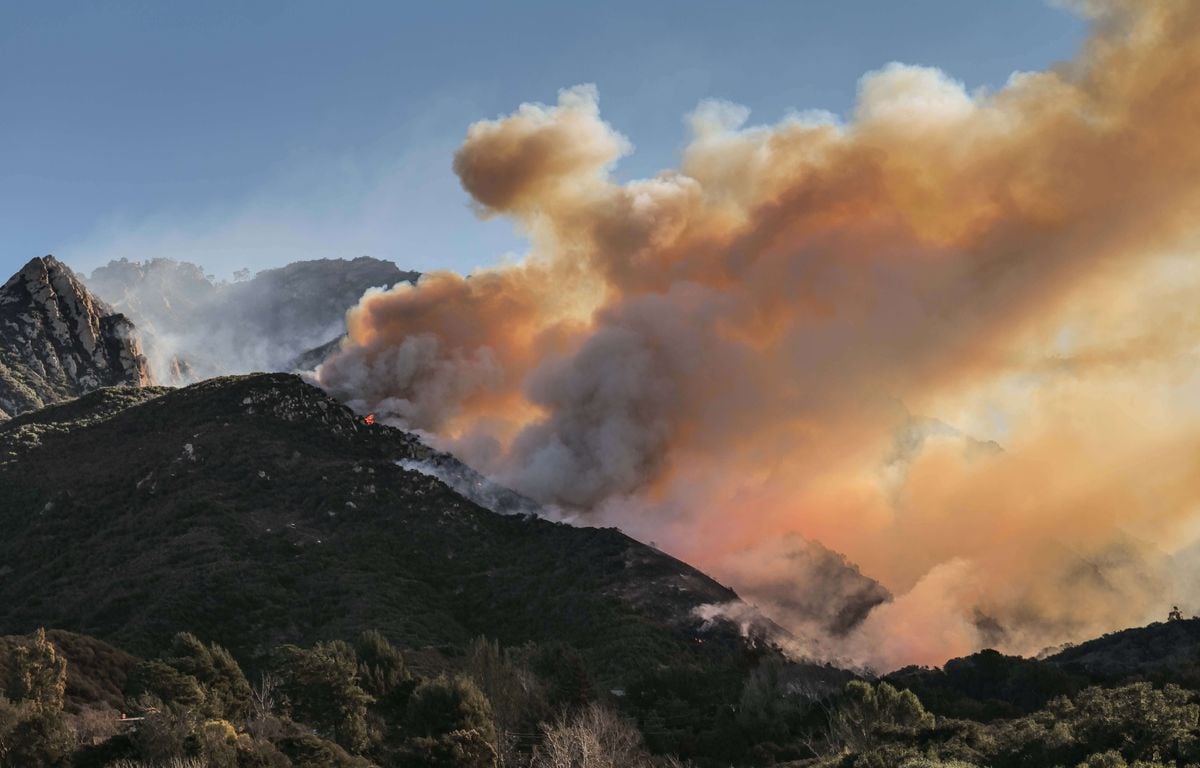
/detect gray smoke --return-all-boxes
[396,455,545,518]
[83,256,417,382]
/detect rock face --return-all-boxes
[85,256,419,381]
[0,255,152,419]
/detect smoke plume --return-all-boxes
[318,1,1200,669]
[85,257,415,382]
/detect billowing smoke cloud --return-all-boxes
[319,1,1200,670]
[710,534,891,640]
[85,257,415,382]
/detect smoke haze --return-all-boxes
[85,257,416,383]
[318,0,1200,669]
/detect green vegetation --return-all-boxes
[0,628,683,767]
[0,374,742,683]
[7,626,1200,767]
[801,680,1200,768]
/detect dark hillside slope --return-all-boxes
[1047,618,1200,681]
[884,619,1200,721]
[0,373,745,685]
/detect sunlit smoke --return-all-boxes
[318,0,1200,670]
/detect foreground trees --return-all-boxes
[8,626,1200,767]
[0,629,73,767]
[532,702,656,768]
[275,640,373,753]
[401,675,497,767]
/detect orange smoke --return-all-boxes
[318,0,1200,669]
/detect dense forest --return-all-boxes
[4,621,1200,768]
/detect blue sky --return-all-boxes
[0,1,1086,281]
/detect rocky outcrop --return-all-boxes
[0,255,152,419]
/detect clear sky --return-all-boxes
[0,1,1086,281]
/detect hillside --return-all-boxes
[1047,617,1200,682]
[881,618,1200,723]
[0,372,757,685]
[0,256,151,420]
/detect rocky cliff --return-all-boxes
[0,255,152,419]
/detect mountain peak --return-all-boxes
[5,254,68,290]
[0,255,153,420]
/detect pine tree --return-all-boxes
[7,629,66,714]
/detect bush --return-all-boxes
[403,675,498,767]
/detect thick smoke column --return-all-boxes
[319,1,1200,669]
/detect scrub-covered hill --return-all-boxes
[0,372,755,685]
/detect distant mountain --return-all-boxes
[289,333,347,372]
[1046,616,1200,680]
[85,256,418,381]
[0,255,151,420]
[0,372,766,688]
[883,618,1200,722]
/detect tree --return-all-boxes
[354,630,409,701]
[1,708,75,767]
[737,656,796,745]
[275,641,374,754]
[466,636,547,761]
[525,643,594,712]
[276,732,377,768]
[824,681,935,754]
[404,675,498,768]
[0,631,73,767]
[250,671,281,722]
[125,660,207,712]
[162,633,253,722]
[1046,683,1200,763]
[531,702,654,768]
[6,629,66,713]
[0,696,22,764]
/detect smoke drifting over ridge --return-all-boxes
[319,0,1200,670]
